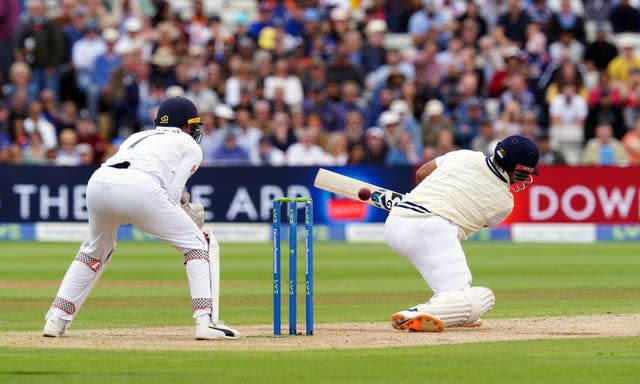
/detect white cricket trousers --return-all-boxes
[384,214,472,293]
[48,166,211,321]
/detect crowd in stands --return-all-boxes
[1,0,640,167]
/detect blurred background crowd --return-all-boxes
[1,0,640,167]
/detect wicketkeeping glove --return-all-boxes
[182,202,205,229]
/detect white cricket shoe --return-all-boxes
[43,314,71,337]
[390,310,445,333]
[195,319,241,340]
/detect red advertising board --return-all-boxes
[505,166,640,223]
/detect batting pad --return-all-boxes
[411,287,494,327]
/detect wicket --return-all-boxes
[272,197,314,336]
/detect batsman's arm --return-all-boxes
[416,159,437,184]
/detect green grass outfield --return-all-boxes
[1,241,639,383]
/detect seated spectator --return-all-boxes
[22,130,47,165]
[76,143,94,166]
[256,136,285,166]
[546,0,586,44]
[471,119,497,155]
[582,123,629,166]
[361,19,387,74]
[391,99,422,154]
[584,26,618,74]
[185,73,219,114]
[285,127,328,166]
[264,59,304,109]
[210,130,251,165]
[544,61,587,106]
[585,88,626,142]
[493,0,532,48]
[362,126,388,164]
[548,83,588,164]
[421,99,453,147]
[55,128,81,166]
[3,62,39,106]
[537,132,567,165]
[385,131,419,166]
[378,110,403,150]
[587,71,621,107]
[454,97,485,149]
[607,34,640,85]
[433,129,459,157]
[622,117,640,165]
[23,100,57,150]
[548,30,584,65]
[234,107,262,163]
[75,109,106,164]
[609,0,640,34]
[323,131,349,166]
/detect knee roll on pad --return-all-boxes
[462,286,495,325]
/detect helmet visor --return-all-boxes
[187,117,203,143]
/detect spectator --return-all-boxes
[224,60,255,107]
[55,128,81,166]
[71,20,107,100]
[285,127,328,166]
[494,0,532,48]
[622,117,640,165]
[184,73,219,113]
[421,99,453,147]
[527,0,554,30]
[211,130,251,165]
[407,0,438,49]
[391,99,422,154]
[537,132,567,165]
[546,0,586,44]
[454,97,485,149]
[366,49,416,92]
[0,101,10,139]
[470,119,496,155]
[584,27,618,73]
[256,136,285,166]
[323,131,349,166]
[327,44,365,88]
[386,131,419,166]
[548,30,584,65]
[22,129,47,165]
[585,88,626,142]
[487,46,525,98]
[588,71,621,108]
[344,110,366,150]
[584,1,612,29]
[15,0,65,100]
[233,107,262,163]
[3,62,39,106]
[264,59,304,109]
[23,100,57,150]
[581,123,629,166]
[75,108,106,164]
[607,34,640,85]
[609,0,640,34]
[303,83,343,132]
[0,0,19,83]
[86,28,122,120]
[548,83,588,164]
[268,111,297,153]
[76,143,94,166]
[362,126,388,164]
[102,46,139,139]
[456,0,488,37]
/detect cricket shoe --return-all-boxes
[42,314,71,337]
[195,319,241,340]
[390,310,445,333]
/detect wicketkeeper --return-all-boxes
[43,96,239,340]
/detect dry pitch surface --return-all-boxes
[1,313,639,351]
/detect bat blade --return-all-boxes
[313,168,405,211]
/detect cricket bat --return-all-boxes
[313,168,405,211]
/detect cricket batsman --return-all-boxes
[43,96,239,340]
[385,135,539,332]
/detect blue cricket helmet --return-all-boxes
[155,96,203,143]
[494,135,539,182]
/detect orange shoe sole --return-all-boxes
[391,313,445,333]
